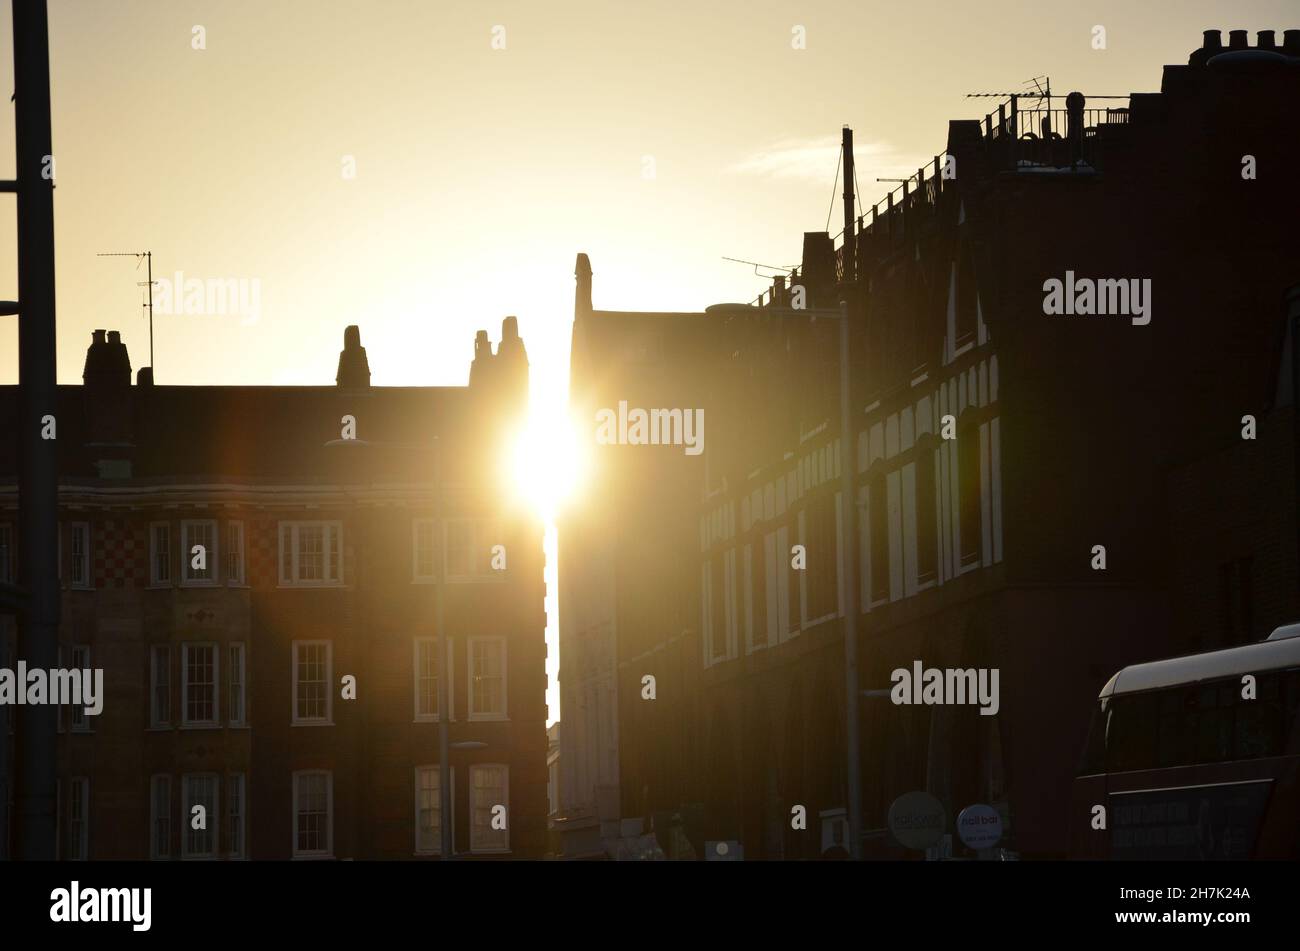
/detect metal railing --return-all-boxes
[747,94,1132,307]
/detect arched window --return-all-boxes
[954,243,979,350]
[869,471,890,602]
[958,419,982,567]
[914,440,938,583]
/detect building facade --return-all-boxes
[564,30,1300,859]
[0,321,549,859]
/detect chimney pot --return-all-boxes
[107,330,121,345]
[1284,30,1300,55]
[335,324,371,388]
[93,329,106,345]
[1228,29,1248,49]
[1257,30,1276,49]
[1203,29,1222,50]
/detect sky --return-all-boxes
[0,0,1293,723]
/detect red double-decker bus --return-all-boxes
[1071,624,1300,859]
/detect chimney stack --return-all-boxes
[81,328,134,474]
[335,325,371,388]
[575,253,593,319]
[1191,29,1223,66]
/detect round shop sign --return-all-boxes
[887,791,946,850]
[957,803,1003,850]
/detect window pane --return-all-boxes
[229,645,245,724]
[227,775,244,857]
[471,766,507,851]
[152,646,170,726]
[298,526,324,581]
[152,776,170,859]
[296,773,329,853]
[184,775,217,857]
[417,640,438,717]
[417,768,440,852]
[296,644,328,720]
[185,521,216,582]
[153,525,170,583]
[472,640,504,716]
[415,521,435,578]
[185,645,216,723]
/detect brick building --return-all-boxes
[0,320,549,859]
[564,30,1300,858]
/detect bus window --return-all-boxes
[1078,699,1108,775]
[1193,681,1235,764]
[1107,692,1159,772]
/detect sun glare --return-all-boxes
[509,405,588,521]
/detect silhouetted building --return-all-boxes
[0,322,549,859]
[564,30,1300,859]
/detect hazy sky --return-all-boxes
[0,0,1292,722]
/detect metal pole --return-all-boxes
[838,301,863,860]
[841,127,855,285]
[435,438,453,858]
[1291,307,1300,606]
[147,250,153,370]
[13,0,61,861]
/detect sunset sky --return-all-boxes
[0,0,1292,722]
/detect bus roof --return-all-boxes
[1100,625,1300,698]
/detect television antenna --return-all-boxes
[97,250,156,370]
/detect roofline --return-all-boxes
[1100,629,1300,698]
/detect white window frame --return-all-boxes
[228,642,247,727]
[226,520,246,586]
[181,642,220,728]
[292,769,334,859]
[182,519,219,586]
[227,773,246,859]
[68,776,89,860]
[181,772,220,860]
[149,521,172,586]
[469,764,510,854]
[150,645,171,728]
[69,644,92,733]
[69,521,91,589]
[278,521,344,587]
[150,774,171,861]
[468,636,507,721]
[412,518,437,583]
[414,765,454,855]
[443,518,503,584]
[292,640,333,726]
[413,637,454,722]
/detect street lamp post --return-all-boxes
[713,300,863,859]
[433,438,453,859]
[326,434,454,857]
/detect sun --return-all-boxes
[507,403,588,521]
